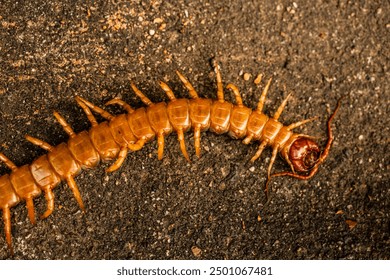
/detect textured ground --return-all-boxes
[0,0,388,259]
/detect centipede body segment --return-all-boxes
[0,64,341,255]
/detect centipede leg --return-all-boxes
[106,146,128,173]
[176,71,199,99]
[105,99,134,114]
[75,97,98,127]
[265,145,280,196]
[157,131,165,160]
[130,83,154,106]
[0,153,18,171]
[75,96,114,120]
[287,116,318,131]
[194,125,201,158]
[25,135,53,151]
[66,176,85,211]
[53,111,75,137]
[211,63,225,102]
[128,138,146,151]
[25,196,36,224]
[2,207,13,255]
[255,78,272,112]
[273,93,292,120]
[40,187,55,219]
[226,83,243,105]
[177,128,190,162]
[250,140,269,162]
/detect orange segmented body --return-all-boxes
[0,64,342,255]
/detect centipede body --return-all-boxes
[0,64,341,256]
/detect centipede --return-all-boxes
[0,63,342,256]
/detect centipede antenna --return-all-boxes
[53,111,75,137]
[256,78,272,112]
[130,83,153,106]
[226,83,244,106]
[176,71,199,99]
[159,81,176,101]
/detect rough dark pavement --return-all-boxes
[0,0,388,259]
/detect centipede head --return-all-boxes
[288,137,321,172]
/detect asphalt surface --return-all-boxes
[0,0,388,259]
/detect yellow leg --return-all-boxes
[0,153,18,171]
[76,96,114,120]
[242,134,253,145]
[66,176,85,212]
[157,132,165,160]
[177,128,190,162]
[287,116,318,130]
[25,135,53,151]
[40,187,55,219]
[273,93,292,120]
[128,138,146,151]
[105,98,134,113]
[194,125,201,158]
[106,146,128,173]
[265,145,280,197]
[130,83,153,106]
[256,78,272,113]
[176,71,199,99]
[159,81,176,101]
[26,196,36,224]
[214,63,224,102]
[53,111,75,137]
[250,140,269,162]
[75,97,98,127]
[226,83,243,106]
[2,207,14,255]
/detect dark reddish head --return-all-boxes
[289,137,321,172]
